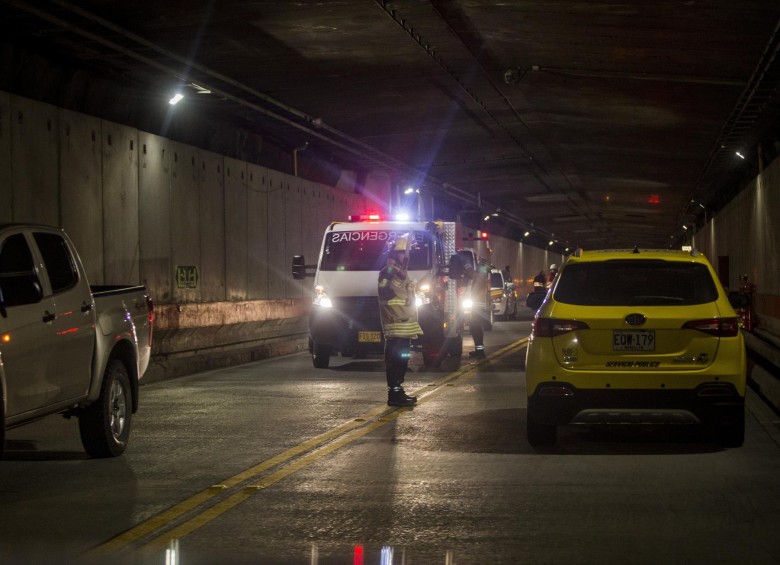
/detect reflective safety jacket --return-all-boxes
[378,264,423,338]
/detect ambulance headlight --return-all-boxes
[313,286,333,308]
[416,282,431,307]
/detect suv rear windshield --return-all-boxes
[553,260,719,306]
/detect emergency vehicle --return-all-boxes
[292,215,467,368]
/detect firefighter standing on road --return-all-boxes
[378,235,423,407]
[533,270,546,291]
[466,258,491,359]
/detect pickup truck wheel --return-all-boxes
[79,359,132,458]
[312,343,330,368]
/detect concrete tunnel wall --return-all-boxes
[696,152,780,337]
[0,91,375,380]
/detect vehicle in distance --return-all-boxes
[490,269,518,320]
[525,248,746,447]
[0,225,153,458]
[458,248,493,331]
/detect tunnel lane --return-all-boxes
[83,338,531,559]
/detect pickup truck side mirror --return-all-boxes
[291,255,316,280]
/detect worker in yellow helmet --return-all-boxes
[378,234,423,407]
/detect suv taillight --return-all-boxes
[682,317,739,337]
[533,318,590,337]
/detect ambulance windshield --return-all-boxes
[319,231,432,271]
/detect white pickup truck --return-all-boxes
[0,225,153,458]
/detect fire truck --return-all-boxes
[292,215,467,368]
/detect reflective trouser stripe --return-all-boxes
[384,320,423,338]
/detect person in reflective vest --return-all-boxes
[533,270,546,291]
[378,234,423,407]
[466,258,490,359]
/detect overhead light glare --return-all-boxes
[523,231,530,237]
[169,93,184,105]
[736,151,745,159]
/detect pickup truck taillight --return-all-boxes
[533,317,590,337]
[682,318,739,337]
[146,294,154,345]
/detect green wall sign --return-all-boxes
[175,265,199,289]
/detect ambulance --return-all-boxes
[292,214,466,368]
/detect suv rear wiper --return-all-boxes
[629,295,684,306]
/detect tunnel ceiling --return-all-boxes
[2,0,780,250]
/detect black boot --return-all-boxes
[388,387,417,407]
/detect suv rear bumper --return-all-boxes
[527,381,744,427]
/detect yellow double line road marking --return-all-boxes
[84,338,529,559]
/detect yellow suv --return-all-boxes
[525,249,746,447]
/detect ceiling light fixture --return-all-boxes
[169,93,184,105]
[189,82,211,94]
[736,151,746,159]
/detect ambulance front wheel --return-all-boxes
[312,342,331,368]
[447,335,463,357]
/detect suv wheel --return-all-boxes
[527,411,557,446]
[711,410,745,448]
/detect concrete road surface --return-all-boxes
[2,316,780,564]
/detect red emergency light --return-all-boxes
[348,213,383,222]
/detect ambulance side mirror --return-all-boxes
[447,253,464,280]
[292,255,316,279]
